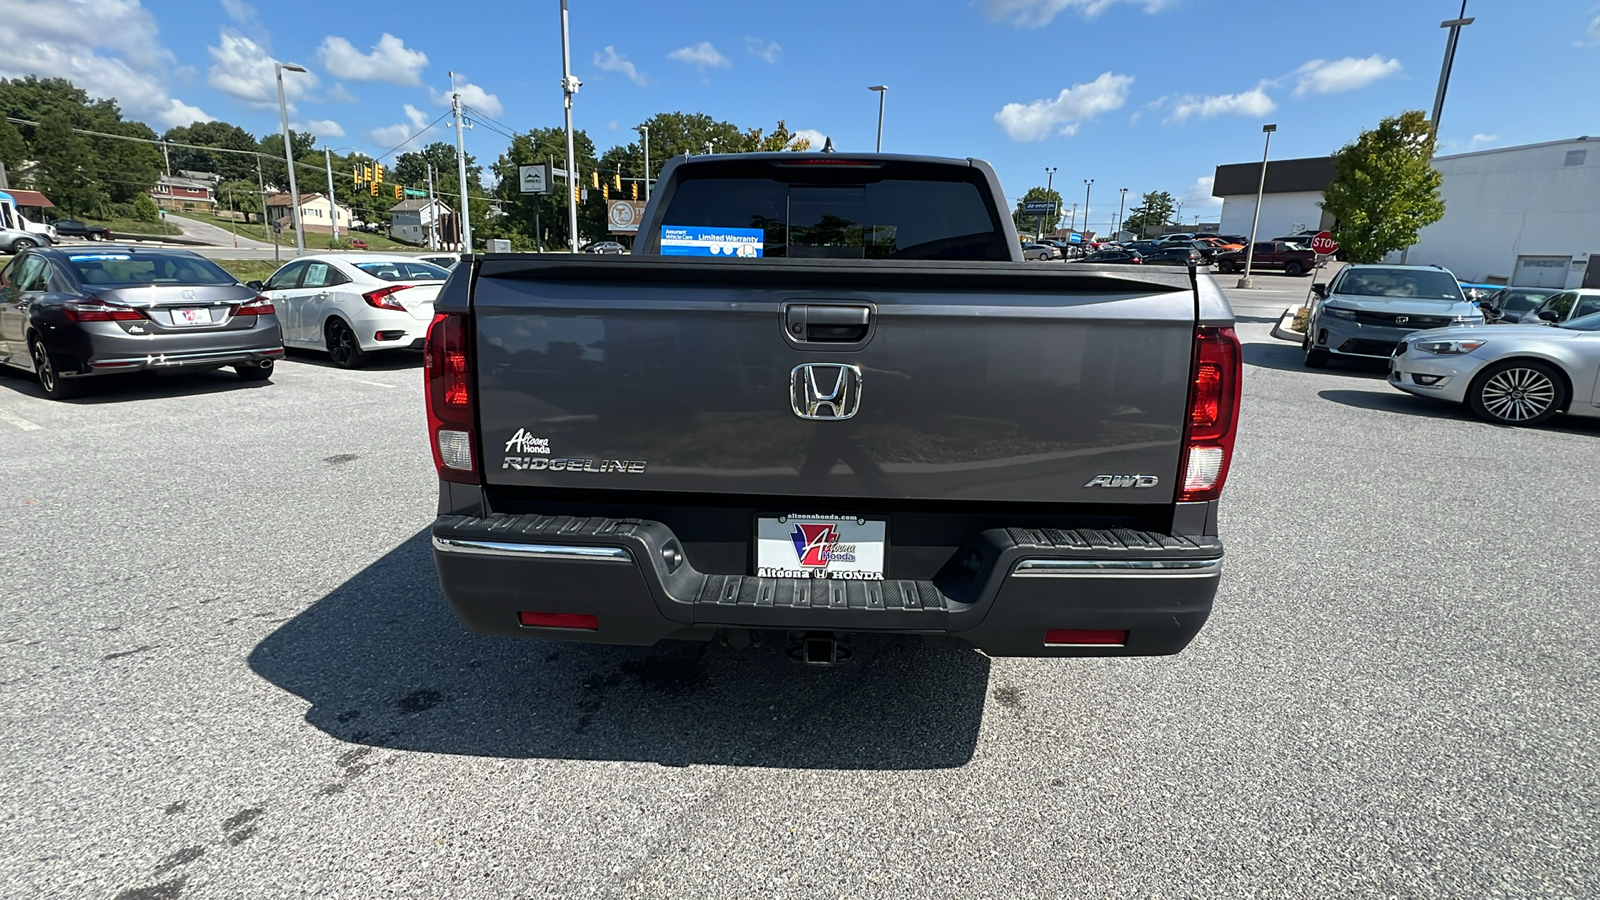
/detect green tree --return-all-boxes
[490,127,599,249]
[1011,186,1064,236]
[258,130,318,191]
[1122,190,1177,237]
[32,113,104,216]
[162,121,260,182]
[0,118,25,172]
[1321,110,1444,264]
[216,179,259,222]
[131,191,161,223]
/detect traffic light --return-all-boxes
[352,166,362,185]
[573,184,580,202]
[590,170,599,189]
[369,181,378,196]
[362,163,372,183]
[602,183,609,201]
[374,163,385,185]
[613,171,621,190]
[394,184,402,200]
[630,181,638,201]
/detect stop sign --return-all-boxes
[1310,231,1338,255]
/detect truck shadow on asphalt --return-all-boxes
[281,349,423,371]
[247,530,990,769]
[0,366,273,403]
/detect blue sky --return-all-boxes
[4,0,1597,232]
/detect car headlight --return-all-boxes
[1450,315,1485,325]
[1415,339,1486,355]
[1322,306,1357,320]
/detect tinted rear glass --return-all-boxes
[353,261,449,281]
[1499,289,1553,313]
[67,253,237,286]
[659,172,1008,261]
[1336,268,1465,301]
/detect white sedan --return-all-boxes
[256,254,448,368]
[1388,311,1600,426]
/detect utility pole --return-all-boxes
[1116,188,1129,240]
[257,156,277,263]
[635,125,651,201]
[560,0,581,252]
[1238,123,1277,289]
[1069,203,1077,232]
[1083,179,1094,237]
[162,141,171,177]
[1042,167,1057,239]
[426,164,438,251]
[324,147,339,245]
[448,71,474,253]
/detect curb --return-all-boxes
[1269,306,1306,344]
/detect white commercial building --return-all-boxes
[1212,136,1598,288]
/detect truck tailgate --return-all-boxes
[471,258,1198,505]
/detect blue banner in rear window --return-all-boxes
[659,225,764,257]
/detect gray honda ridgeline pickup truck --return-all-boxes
[425,153,1240,661]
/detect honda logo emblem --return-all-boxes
[1395,316,1409,324]
[790,364,862,420]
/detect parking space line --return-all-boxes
[358,380,396,388]
[0,407,42,431]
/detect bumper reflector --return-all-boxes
[437,429,473,470]
[1045,629,1127,647]
[518,612,599,630]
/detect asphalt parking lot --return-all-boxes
[2,274,1598,899]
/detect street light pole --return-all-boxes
[1083,179,1093,236]
[869,85,887,152]
[1042,166,1057,239]
[1116,187,1129,240]
[1237,123,1277,289]
[274,61,308,254]
[635,125,651,201]
[1431,1,1474,135]
[1069,203,1077,232]
[559,0,581,252]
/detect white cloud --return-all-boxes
[0,0,209,127]
[743,36,783,64]
[208,28,318,109]
[1180,175,1223,215]
[294,118,345,139]
[429,78,503,119]
[370,103,435,152]
[993,71,1133,141]
[1583,15,1600,45]
[1467,133,1499,151]
[608,119,619,131]
[317,33,428,86]
[1292,55,1402,97]
[668,41,731,70]
[220,0,256,25]
[594,45,647,86]
[1165,83,1276,123]
[791,129,827,150]
[326,82,358,103]
[982,0,1177,28]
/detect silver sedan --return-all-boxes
[1388,312,1600,426]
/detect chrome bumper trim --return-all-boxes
[1012,558,1223,578]
[430,536,633,563]
[91,347,283,367]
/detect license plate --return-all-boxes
[171,308,211,326]
[755,515,886,581]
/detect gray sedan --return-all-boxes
[1388,311,1600,426]
[0,246,283,399]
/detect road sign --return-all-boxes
[1023,200,1058,215]
[1068,232,1082,244]
[1311,231,1339,255]
[519,163,553,195]
[404,188,428,198]
[607,199,646,233]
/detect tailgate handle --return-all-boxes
[786,304,871,343]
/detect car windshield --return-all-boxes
[1560,311,1600,331]
[1497,289,1554,313]
[66,252,237,286]
[1336,268,1465,301]
[353,261,449,281]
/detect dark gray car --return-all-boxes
[0,246,283,399]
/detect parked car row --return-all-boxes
[0,245,450,399]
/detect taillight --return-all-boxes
[64,298,143,322]
[235,295,274,317]
[1177,326,1241,502]
[364,284,410,311]
[425,312,478,484]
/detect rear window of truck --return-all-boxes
[660,172,1010,261]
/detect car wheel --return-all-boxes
[29,335,83,400]
[1284,261,1306,277]
[1304,341,1330,369]
[1218,260,1236,274]
[235,360,274,382]
[325,319,368,369]
[1468,359,1565,426]
[13,237,37,252]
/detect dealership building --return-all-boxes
[1212,136,1598,288]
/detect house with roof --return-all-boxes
[149,174,217,213]
[265,191,352,235]
[388,197,453,247]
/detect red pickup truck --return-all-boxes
[1214,241,1315,277]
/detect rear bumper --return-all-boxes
[431,514,1222,658]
